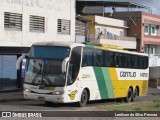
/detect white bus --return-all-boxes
[18,41,149,107]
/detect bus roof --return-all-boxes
[32,41,77,47]
[32,41,148,57]
[85,43,148,56]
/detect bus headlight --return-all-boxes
[24,88,31,92]
[52,91,64,95]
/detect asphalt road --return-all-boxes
[0,92,159,119]
[0,91,159,111]
[0,87,159,120]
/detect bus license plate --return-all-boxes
[38,96,45,101]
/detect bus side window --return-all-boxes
[121,54,126,68]
[144,57,149,69]
[139,57,144,69]
[139,56,148,69]
[127,55,131,68]
[104,51,110,67]
[82,56,88,66]
[95,50,102,67]
[82,48,88,67]
[103,51,115,67]
[115,54,119,67]
[132,55,139,69]
[115,53,123,68]
[82,48,94,67]
[67,47,81,85]
[110,53,115,67]
[131,56,135,68]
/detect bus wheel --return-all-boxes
[124,88,133,102]
[78,89,88,107]
[132,87,138,102]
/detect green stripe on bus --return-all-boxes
[101,68,114,98]
[85,44,100,49]
[93,67,109,99]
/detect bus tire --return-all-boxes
[78,89,88,107]
[132,87,138,102]
[124,88,133,102]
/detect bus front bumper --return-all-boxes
[24,91,66,103]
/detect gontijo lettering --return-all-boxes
[120,71,136,77]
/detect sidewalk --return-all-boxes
[0,90,24,102]
[0,87,159,102]
[147,87,160,95]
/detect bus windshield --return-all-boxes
[25,46,70,87]
[30,46,70,59]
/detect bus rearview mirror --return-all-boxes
[62,57,69,73]
[16,55,28,70]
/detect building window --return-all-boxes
[144,25,149,35]
[4,12,22,31]
[57,19,70,35]
[144,45,155,54]
[151,25,156,36]
[30,15,45,33]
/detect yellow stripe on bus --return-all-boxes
[108,68,148,98]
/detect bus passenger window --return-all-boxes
[115,54,121,68]
[103,51,115,67]
[139,57,147,69]
[67,47,81,85]
[132,56,139,69]
[110,53,115,67]
[82,48,94,67]
[95,50,102,67]
[121,55,126,68]
[96,55,101,66]
[127,55,131,68]
[82,56,88,67]
[144,57,149,69]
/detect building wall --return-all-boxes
[95,25,126,37]
[95,15,128,28]
[0,0,75,47]
[82,15,95,34]
[83,15,128,40]
[114,12,160,52]
[82,15,136,49]
[127,17,141,38]
[142,12,160,47]
[0,0,75,91]
[113,12,141,38]
[155,46,160,54]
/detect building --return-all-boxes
[81,15,136,50]
[75,17,88,43]
[113,11,160,66]
[113,11,160,88]
[0,0,75,91]
[76,0,160,88]
[76,0,160,66]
